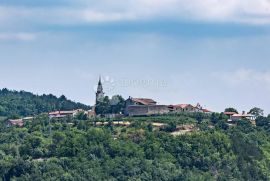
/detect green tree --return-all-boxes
[0,88,90,117]
[248,107,264,117]
[95,95,125,115]
[110,95,125,114]
[161,121,177,132]
[224,108,238,113]
[95,96,111,115]
[76,111,88,120]
[256,116,269,127]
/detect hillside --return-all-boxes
[0,113,269,180]
[0,88,90,117]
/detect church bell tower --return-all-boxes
[96,76,105,103]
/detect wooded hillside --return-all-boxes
[0,88,90,117]
[0,112,270,180]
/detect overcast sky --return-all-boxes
[0,0,270,114]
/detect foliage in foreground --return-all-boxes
[0,113,270,181]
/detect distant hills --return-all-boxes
[0,88,90,117]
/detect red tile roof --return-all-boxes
[232,114,254,117]
[8,119,24,127]
[202,109,212,113]
[131,98,157,105]
[171,104,194,109]
[224,112,237,115]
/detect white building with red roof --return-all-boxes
[7,117,34,127]
[48,109,83,118]
[224,111,255,124]
[7,119,24,127]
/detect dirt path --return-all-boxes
[95,121,168,127]
[170,124,196,136]
[95,121,196,135]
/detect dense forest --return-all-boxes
[0,88,90,117]
[0,111,270,180]
[0,89,269,180]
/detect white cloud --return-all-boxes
[82,11,137,22]
[79,0,270,24]
[216,69,270,88]
[0,0,270,26]
[0,33,36,41]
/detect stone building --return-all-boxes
[125,97,157,107]
[126,105,170,116]
[96,76,105,104]
[124,97,169,116]
[168,104,201,112]
[168,103,211,113]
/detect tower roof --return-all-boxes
[98,76,102,85]
[96,76,104,95]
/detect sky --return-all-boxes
[0,0,270,114]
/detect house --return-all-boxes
[202,108,212,114]
[231,111,255,122]
[224,111,255,124]
[87,109,96,118]
[224,112,237,120]
[7,119,24,127]
[125,97,169,116]
[48,109,83,119]
[168,103,212,114]
[126,105,170,116]
[168,104,201,113]
[7,117,34,127]
[125,97,157,106]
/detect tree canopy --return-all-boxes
[0,111,270,180]
[249,107,264,117]
[95,95,125,115]
[0,88,90,117]
[0,89,270,180]
[224,107,238,113]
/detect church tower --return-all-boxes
[96,76,105,103]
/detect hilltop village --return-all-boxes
[7,77,256,127]
[95,77,211,116]
[1,80,269,181]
